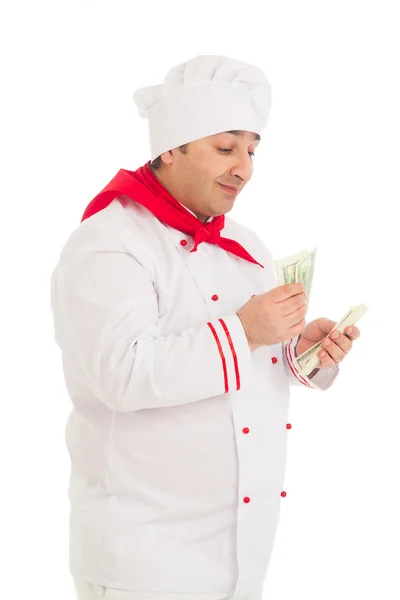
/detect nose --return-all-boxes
[228,152,253,186]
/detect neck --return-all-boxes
[149,164,209,223]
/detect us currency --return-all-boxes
[274,247,317,304]
[295,303,368,376]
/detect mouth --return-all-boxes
[218,183,240,195]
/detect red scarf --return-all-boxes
[81,160,264,268]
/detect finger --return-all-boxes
[321,338,346,362]
[344,326,360,340]
[284,298,307,319]
[318,349,336,368]
[329,331,352,353]
[275,283,305,302]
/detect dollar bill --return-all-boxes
[295,303,368,376]
[274,247,317,303]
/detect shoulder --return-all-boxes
[56,197,159,269]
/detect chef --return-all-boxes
[50,55,361,600]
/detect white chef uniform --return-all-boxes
[50,54,339,600]
[50,197,338,600]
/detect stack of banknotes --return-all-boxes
[274,248,368,376]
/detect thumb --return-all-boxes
[315,317,337,335]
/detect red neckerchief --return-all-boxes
[81,160,264,268]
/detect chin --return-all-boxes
[214,207,232,217]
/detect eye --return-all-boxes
[218,148,255,157]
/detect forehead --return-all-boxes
[213,130,261,142]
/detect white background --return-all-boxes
[1,1,398,598]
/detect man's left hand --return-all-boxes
[295,317,361,369]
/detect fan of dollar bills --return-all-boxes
[274,248,368,376]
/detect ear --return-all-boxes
[160,150,174,166]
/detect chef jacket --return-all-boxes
[50,196,339,599]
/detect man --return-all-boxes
[50,55,360,600]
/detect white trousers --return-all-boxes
[73,579,264,600]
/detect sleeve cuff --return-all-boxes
[283,335,339,390]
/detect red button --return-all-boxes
[180,239,187,246]
[242,427,250,434]
[286,423,292,430]
[271,357,278,364]
[211,294,219,301]
[281,491,287,498]
[243,497,251,503]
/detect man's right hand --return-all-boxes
[236,283,308,352]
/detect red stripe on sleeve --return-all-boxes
[219,318,241,391]
[285,341,313,388]
[207,322,229,393]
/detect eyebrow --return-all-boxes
[225,130,261,142]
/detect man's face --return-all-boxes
[156,130,261,222]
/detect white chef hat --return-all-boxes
[132,55,272,161]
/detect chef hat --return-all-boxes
[132,55,272,161]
